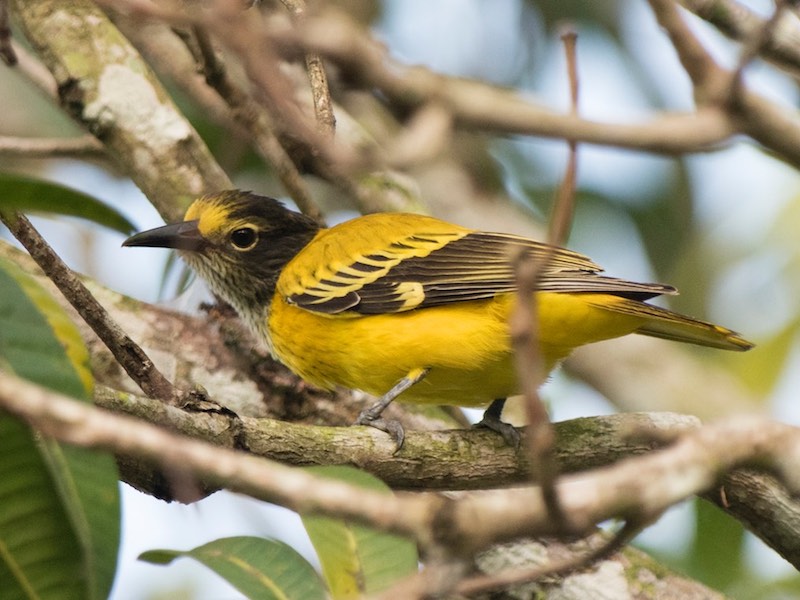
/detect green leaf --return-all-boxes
[0,257,93,398]
[140,536,327,600]
[0,172,136,234]
[686,498,745,591]
[301,466,418,599]
[0,257,120,600]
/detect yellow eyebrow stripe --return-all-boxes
[185,200,233,237]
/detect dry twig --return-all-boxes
[682,0,800,78]
[509,26,583,532]
[0,135,106,158]
[0,213,182,404]
[0,0,15,65]
[186,24,323,222]
[279,0,336,137]
[457,518,648,596]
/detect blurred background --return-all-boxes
[2,0,799,597]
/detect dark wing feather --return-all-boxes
[289,231,675,315]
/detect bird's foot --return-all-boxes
[475,412,521,448]
[356,409,405,453]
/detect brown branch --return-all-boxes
[288,11,739,152]
[729,0,790,85]
[84,385,800,569]
[280,0,336,137]
[0,213,182,404]
[5,368,800,569]
[682,0,800,79]
[548,25,580,249]
[439,416,800,560]
[647,0,730,104]
[187,24,324,223]
[97,384,695,492]
[0,369,434,544]
[510,249,565,528]
[0,135,106,158]
[9,0,232,223]
[649,0,800,168]
[457,518,647,596]
[0,0,15,65]
[8,40,57,99]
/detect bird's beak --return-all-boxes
[123,220,205,252]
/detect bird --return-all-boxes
[124,190,753,447]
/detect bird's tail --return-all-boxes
[588,297,754,351]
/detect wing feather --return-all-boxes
[286,229,675,315]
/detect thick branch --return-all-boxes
[8,0,232,222]
[4,370,800,570]
[94,385,694,492]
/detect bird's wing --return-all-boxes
[281,219,675,315]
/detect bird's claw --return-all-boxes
[475,414,521,448]
[356,410,405,453]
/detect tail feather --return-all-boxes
[588,297,754,351]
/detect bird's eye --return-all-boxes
[230,227,258,250]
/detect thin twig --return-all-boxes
[0,0,15,65]
[509,250,564,528]
[509,26,584,533]
[727,0,791,100]
[0,213,182,404]
[547,25,580,248]
[8,40,58,99]
[188,25,324,223]
[682,0,800,79]
[0,135,106,158]
[457,519,648,596]
[648,0,730,104]
[280,0,336,137]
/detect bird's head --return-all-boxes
[123,190,320,325]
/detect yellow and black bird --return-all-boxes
[124,190,753,446]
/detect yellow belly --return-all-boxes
[267,292,647,407]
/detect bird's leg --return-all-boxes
[356,367,430,451]
[476,398,521,448]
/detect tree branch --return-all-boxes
[0,213,182,404]
[8,0,232,222]
[4,370,800,573]
[0,135,106,158]
[682,0,800,79]
[186,24,323,222]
